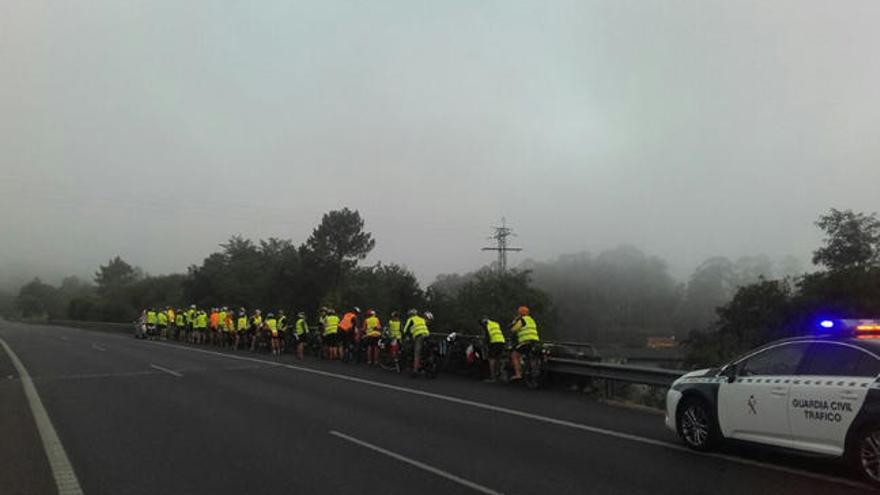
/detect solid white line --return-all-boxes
[146,341,867,489]
[149,364,183,377]
[330,430,503,495]
[0,337,85,495]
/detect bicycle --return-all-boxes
[521,342,549,389]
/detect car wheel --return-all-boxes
[677,397,718,451]
[851,425,880,486]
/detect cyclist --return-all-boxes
[174,310,185,341]
[363,309,382,366]
[387,311,402,360]
[249,309,263,351]
[235,308,249,350]
[185,305,196,342]
[403,309,430,376]
[481,317,506,382]
[266,313,280,355]
[509,306,540,380]
[323,308,340,360]
[146,308,157,339]
[338,307,360,360]
[293,312,308,360]
[223,308,235,347]
[157,308,168,340]
[277,310,288,353]
[195,309,208,344]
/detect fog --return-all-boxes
[2,0,879,289]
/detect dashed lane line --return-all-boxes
[149,364,183,377]
[330,430,503,494]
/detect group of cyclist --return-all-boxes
[138,304,540,380]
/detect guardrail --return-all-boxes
[546,358,683,387]
[36,319,685,392]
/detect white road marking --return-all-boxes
[91,344,107,352]
[147,341,867,489]
[0,337,85,495]
[149,364,183,377]
[330,430,503,495]
[32,370,160,382]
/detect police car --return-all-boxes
[666,319,880,485]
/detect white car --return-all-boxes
[667,319,880,485]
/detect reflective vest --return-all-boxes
[266,318,277,333]
[167,309,175,322]
[486,320,505,344]
[196,312,207,328]
[175,314,185,327]
[515,315,539,343]
[157,312,168,326]
[209,312,219,329]
[323,315,340,336]
[225,316,234,331]
[251,315,263,328]
[186,309,195,324]
[388,319,401,339]
[237,316,249,331]
[295,318,308,336]
[146,311,157,324]
[278,316,287,331]
[339,312,356,332]
[218,311,227,329]
[405,316,429,338]
[365,316,381,337]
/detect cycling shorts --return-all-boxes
[323,333,338,346]
[488,342,505,359]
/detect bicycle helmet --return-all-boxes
[424,311,434,321]
[407,308,418,317]
[353,306,361,313]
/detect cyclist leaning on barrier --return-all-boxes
[403,309,430,375]
[509,306,539,381]
[481,317,505,382]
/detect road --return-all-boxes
[0,319,874,494]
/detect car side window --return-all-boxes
[801,343,880,377]
[738,343,809,376]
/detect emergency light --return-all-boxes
[816,319,880,338]
[840,319,880,339]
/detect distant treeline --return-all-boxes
[8,207,878,365]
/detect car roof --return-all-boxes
[755,333,880,354]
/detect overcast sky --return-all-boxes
[2,0,879,288]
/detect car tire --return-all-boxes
[849,424,880,487]
[676,396,719,451]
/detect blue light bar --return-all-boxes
[820,320,835,329]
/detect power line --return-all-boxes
[481,217,523,272]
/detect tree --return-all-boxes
[813,208,880,271]
[15,278,59,318]
[303,208,375,295]
[94,256,139,294]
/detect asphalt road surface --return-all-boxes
[0,320,875,494]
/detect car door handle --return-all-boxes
[770,387,788,396]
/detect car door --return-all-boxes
[788,342,880,456]
[717,342,810,448]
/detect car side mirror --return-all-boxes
[721,365,738,383]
